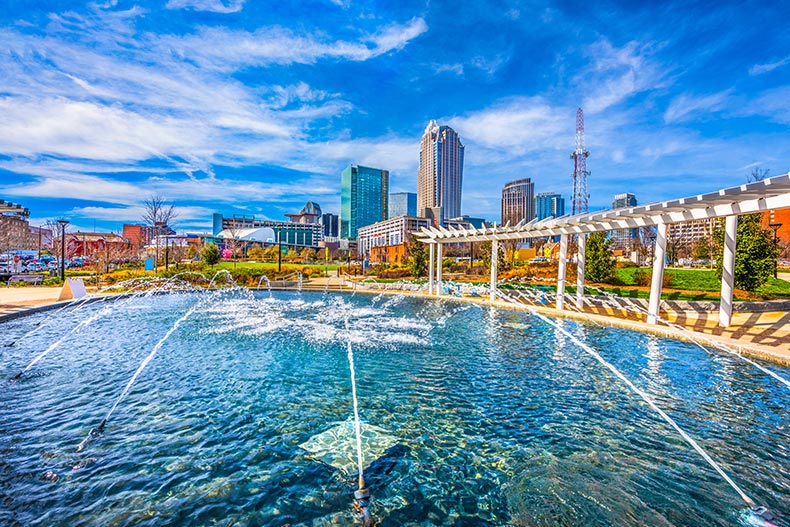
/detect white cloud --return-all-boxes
[450,97,570,153]
[663,89,732,124]
[741,86,790,124]
[432,63,464,76]
[165,0,245,13]
[0,172,341,213]
[580,40,667,114]
[749,56,790,76]
[157,17,428,71]
[0,97,205,161]
[69,204,216,223]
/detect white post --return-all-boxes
[436,243,443,295]
[719,215,738,327]
[428,242,435,295]
[576,233,586,307]
[556,234,568,310]
[647,222,668,324]
[490,239,498,302]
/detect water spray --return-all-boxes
[342,310,372,527]
[76,300,201,452]
[496,291,777,524]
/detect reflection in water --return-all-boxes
[0,291,788,527]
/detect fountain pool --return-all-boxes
[1,289,788,526]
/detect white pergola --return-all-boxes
[417,173,790,327]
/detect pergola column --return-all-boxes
[647,222,668,324]
[719,215,738,327]
[576,233,586,307]
[490,239,498,302]
[436,243,443,295]
[428,242,435,295]
[556,234,568,310]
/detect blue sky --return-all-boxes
[1,0,789,233]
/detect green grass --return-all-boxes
[613,267,721,291]
[610,266,790,299]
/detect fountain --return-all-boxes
[1,286,788,526]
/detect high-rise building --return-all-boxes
[501,178,535,226]
[417,120,464,225]
[611,193,638,251]
[322,213,339,238]
[389,192,417,218]
[612,193,637,209]
[341,164,389,240]
[535,192,565,221]
[285,201,322,224]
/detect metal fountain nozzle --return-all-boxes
[751,505,776,522]
[353,487,372,527]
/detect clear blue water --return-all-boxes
[1,290,788,527]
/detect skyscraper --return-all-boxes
[611,193,638,251]
[322,213,339,238]
[535,192,566,221]
[417,120,464,225]
[612,193,637,209]
[389,192,417,218]
[501,178,535,226]
[341,164,389,240]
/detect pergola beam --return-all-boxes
[415,174,790,244]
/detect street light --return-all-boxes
[57,219,69,282]
[769,223,782,279]
[277,225,283,273]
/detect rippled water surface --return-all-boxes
[1,290,788,526]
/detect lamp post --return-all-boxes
[769,223,782,279]
[277,225,282,273]
[57,219,69,282]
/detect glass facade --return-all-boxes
[341,164,389,240]
[389,192,417,218]
[535,192,565,221]
[611,193,638,251]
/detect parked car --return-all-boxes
[530,256,549,264]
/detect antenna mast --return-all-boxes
[570,108,590,215]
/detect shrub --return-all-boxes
[633,268,674,288]
[247,247,264,260]
[202,244,220,266]
[378,267,412,279]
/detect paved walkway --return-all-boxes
[0,286,64,318]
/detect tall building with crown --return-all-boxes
[417,121,464,226]
[501,178,535,226]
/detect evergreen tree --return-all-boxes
[480,240,505,273]
[585,231,615,283]
[714,214,776,291]
[407,235,428,278]
[201,244,220,266]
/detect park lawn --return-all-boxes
[614,267,721,291]
[612,266,790,298]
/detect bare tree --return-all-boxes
[222,220,244,268]
[142,194,178,270]
[748,167,770,183]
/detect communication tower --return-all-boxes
[570,108,590,215]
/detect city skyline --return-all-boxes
[0,1,788,232]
